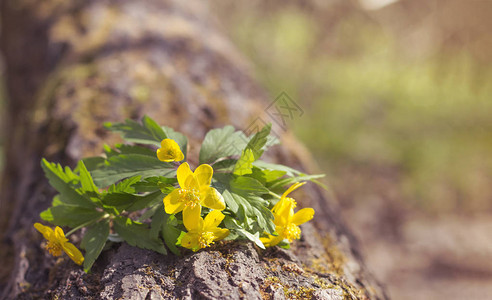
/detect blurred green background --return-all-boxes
[214,0,492,215]
[212,0,492,299]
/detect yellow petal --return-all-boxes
[291,208,315,225]
[175,149,185,161]
[184,174,200,191]
[54,226,68,243]
[273,201,294,227]
[260,235,283,247]
[61,242,85,265]
[165,139,180,150]
[194,164,213,188]
[160,138,171,148]
[281,182,306,199]
[163,189,185,214]
[203,210,225,229]
[156,148,171,162]
[157,139,183,162]
[201,187,225,210]
[183,205,202,231]
[34,223,53,240]
[176,162,193,188]
[180,232,199,251]
[259,236,270,245]
[272,197,295,215]
[211,228,230,241]
[271,200,282,214]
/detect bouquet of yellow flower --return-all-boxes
[35,116,322,272]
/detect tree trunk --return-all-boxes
[0,1,387,299]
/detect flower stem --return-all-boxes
[268,191,281,199]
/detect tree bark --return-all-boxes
[0,0,387,299]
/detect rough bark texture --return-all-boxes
[0,0,387,299]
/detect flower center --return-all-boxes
[284,197,297,209]
[167,149,175,156]
[46,240,63,257]
[179,188,200,208]
[198,231,215,249]
[282,223,301,242]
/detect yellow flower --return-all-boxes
[157,139,184,162]
[271,182,305,216]
[261,182,315,247]
[163,162,225,226]
[34,223,84,265]
[180,210,230,251]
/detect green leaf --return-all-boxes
[214,174,273,232]
[41,159,96,209]
[221,190,241,215]
[230,176,269,196]
[82,157,106,172]
[252,160,325,191]
[150,204,165,239]
[103,144,120,158]
[268,174,325,190]
[233,124,272,175]
[91,154,175,188]
[102,190,163,213]
[114,144,157,156]
[199,126,249,164]
[125,190,163,212]
[137,201,164,222]
[235,193,275,234]
[107,176,141,194]
[246,168,287,185]
[278,240,291,249]
[244,123,271,159]
[51,195,63,207]
[221,189,274,234]
[48,205,104,228]
[41,159,80,184]
[77,161,99,194]
[252,160,303,176]
[142,115,168,142]
[211,159,238,172]
[162,126,188,159]
[251,200,275,234]
[224,217,265,249]
[175,231,187,248]
[161,214,181,256]
[105,116,167,146]
[262,170,287,182]
[101,193,137,212]
[81,219,110,273]
[40,208,53,222]
[233,149,255,175]
[113,216,167,255]
[133,176,178,193]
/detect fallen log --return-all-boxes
[0,1,387,299]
